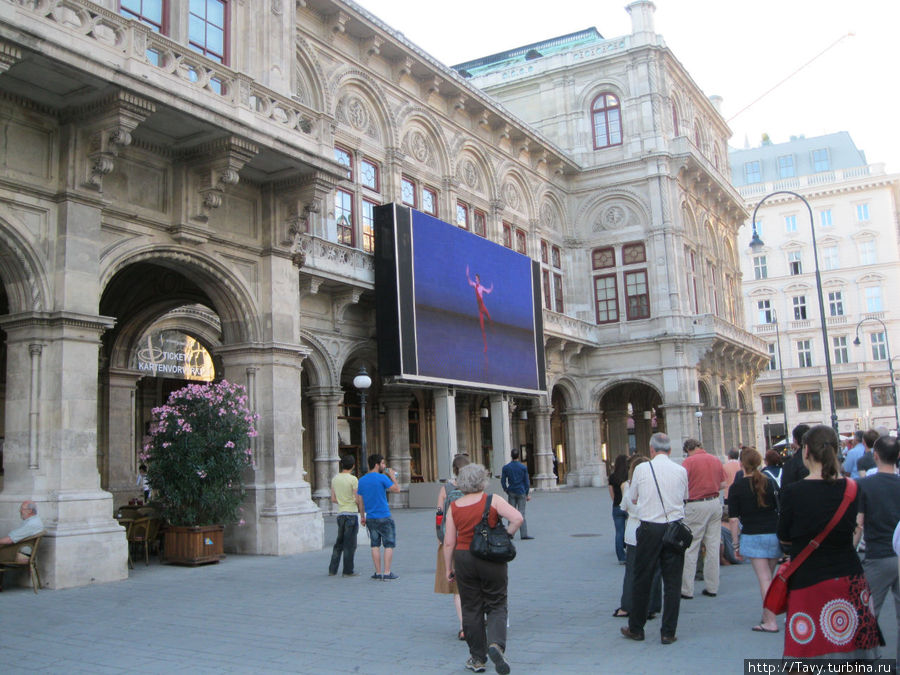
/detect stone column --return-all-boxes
[532,405,556,490]
[659,403,696,460]
[722,409,740,451]
[0,312,128,589]
[455,394,470,457]
[216,343,323,555]
[489,395,511,478]
[633,412,653,460]
[604,407,630,458]
[308,386,342,512]
[565,410,603,487]
[434,388,457,481]
[381,391,413,508]
[103,368,143,507]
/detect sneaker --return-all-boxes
[370,573,382,580]
[465,658,486,673]
[382,572,398,580]
[487,643,510,674]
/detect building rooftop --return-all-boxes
[452,28,604,78]
[729,132,867,187]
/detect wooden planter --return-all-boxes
[163,525,225,566]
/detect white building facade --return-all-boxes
[734,133,900,445]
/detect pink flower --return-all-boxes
[197,470,207,478]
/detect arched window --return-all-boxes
[591,93,622,149]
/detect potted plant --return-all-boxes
[142,380,257,565]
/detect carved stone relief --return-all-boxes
[335,94,379,141]
[502,182,520,211]
[592,203,634,232]
[401,129,435,169]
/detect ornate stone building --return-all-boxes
[0,0,764,588]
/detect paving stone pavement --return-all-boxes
[0,486,895,674]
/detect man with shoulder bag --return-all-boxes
[621,433,690,646]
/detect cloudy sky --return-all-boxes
[355,0,898,171]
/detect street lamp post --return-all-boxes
[765,415,772,450]
[695,409,703,445]
[772,309,790,442]
[353,366,372,472]
[853,317,899,432]
[750,190,838,433]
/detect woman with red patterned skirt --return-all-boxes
[777,425,883,659]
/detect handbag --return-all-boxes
[649,461,693,554]
[469,494,516,563]
[763,478,857,615]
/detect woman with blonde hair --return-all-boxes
[444,464,523,674]
[728,446,780,632]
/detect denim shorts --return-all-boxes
[740,532,781,559]
[367,518,396,548]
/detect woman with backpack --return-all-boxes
[436,453,471,640]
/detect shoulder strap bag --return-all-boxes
[763,478,857,615]
[649,461,693,554]
[469,494,517,563]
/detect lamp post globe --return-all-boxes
[353,367,372,471]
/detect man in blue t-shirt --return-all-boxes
[357,453,400,580]
[501,448,534,540]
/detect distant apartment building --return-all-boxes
[733,133,900,445]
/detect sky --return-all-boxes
[354,0,898,171]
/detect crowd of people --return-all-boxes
[318,418,900,672]
[609,423,900,667]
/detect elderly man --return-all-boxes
[0,501,44,564]
[621,433,689,645]
[680,439,726,600]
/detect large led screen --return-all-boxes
[375,204,546,395]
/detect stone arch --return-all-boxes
[453,141,498,201]
[670,92,685,136]
[294,35,329,112]
[681,200,699,240]
[0,213,50,313]
[330,68,398,149]
[719,385,732,410]
[106,302,222,371]
[495,164,536,222]
[576,78,628,116]
[536,189,568,237]
[99,246,262,345]
[704,220,719,258]
[698,379,711,407]
[594,377,664,412]
[298,329,340,388]
[576,188,651,240]
[547,375,583,410]
[394,104,451,177]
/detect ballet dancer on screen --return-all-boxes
[466,265,493,353]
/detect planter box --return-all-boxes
[163,525,225,566]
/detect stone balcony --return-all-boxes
[737,163,887,199]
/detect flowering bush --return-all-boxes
[143,380,257,527]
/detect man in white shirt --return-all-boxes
[621,433,689,645]
[0,501,44,563]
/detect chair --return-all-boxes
[0,532,44,593]
[116,505,140,521]
[127,517,161,566]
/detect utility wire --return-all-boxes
[726,32,854,123]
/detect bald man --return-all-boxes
[0,501,44,563]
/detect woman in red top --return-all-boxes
[443,464,523,674]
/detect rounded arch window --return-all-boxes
[591,93,622,149]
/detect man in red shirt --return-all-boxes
[680,439,726,599]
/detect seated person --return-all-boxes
[0,501,44,563]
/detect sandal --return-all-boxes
[612,608,629,618]
[751,624,779,633]
[458,629,466,641]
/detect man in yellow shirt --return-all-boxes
[329,455,365,577]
